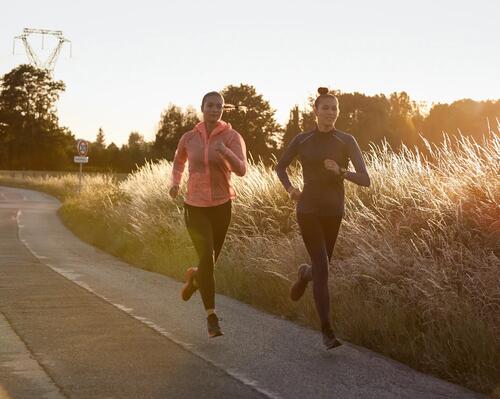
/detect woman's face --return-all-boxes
[202,95,224,124]
[314,97,339,127]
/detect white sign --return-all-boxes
[74,156,89,163]
[76,139,89,156]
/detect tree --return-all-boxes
[281,106,301,150]
[0,113,11,169]
[125,131,151,171]
[106,142,121,171]
[387,91,422,147]
[0,64,73,170]
[95,128,106,149]
[154,104,199,161]
[300,108,317,133]
[422,99,500,143]
[333,92,391,150]
[221,84,281,162]
[89,127,107,169]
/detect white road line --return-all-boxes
[16,212,280,399]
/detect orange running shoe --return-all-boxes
[290,264,312,301]
[181,267,198,301]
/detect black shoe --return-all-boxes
[322,327,342,350]
[207,313,224,338]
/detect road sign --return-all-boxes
[76,139,89,156]
[74,156,89,163]
[75,140,89,195]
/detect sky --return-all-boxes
[1,0,499,146]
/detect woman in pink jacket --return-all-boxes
[169,91,247,338]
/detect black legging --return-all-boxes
[296,212,342,329]
[184,201,232,310]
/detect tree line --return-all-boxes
[1,64,498,172]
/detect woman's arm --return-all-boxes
[344,136,371,187]
[171,134,188,187]
[275,135,300,192]
[219,132,247,176]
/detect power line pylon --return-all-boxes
[13,28,72,72]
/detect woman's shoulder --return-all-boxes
[179,128,197,143]
[334,129,356,145]
[224,127,245,141]
[292,130,316,144]
[333,129,352,139]
[225,126,241,135]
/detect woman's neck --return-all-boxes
[205,121,217,136]
[317,122,335,133]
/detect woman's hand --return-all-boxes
[324,159,341,175]
[169,185,180,199]
[215,141,227,155]
[288,186,302,201]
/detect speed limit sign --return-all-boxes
[75,139,89,195]
[76,139,89,156]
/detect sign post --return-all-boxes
[75,139,89,195]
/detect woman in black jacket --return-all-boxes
[275,87,371,349]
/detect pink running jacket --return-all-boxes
[171,121,247,207]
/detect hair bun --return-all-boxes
[317,87,329,95]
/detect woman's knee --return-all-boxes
[311,261,329,282]
[198,254,215,273]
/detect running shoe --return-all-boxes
[290,263,312,301]
[207,313,224,338]
[181,267,198,301]
[322,326,342,350]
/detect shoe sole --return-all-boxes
[209,331,224,338]
[289,282,307,301]
[324,339,342,350]
[289,264,310,301]
[181,268,197,301]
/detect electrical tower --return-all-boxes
[13,28,72,72]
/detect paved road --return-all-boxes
[0,186,485,399]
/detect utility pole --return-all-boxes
[13,28,72,72]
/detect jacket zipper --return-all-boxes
[204,129,212,201]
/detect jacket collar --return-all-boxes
[194,120,232,139]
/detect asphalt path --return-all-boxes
[0,186,485,399]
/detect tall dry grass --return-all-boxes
[1,132,498,395]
